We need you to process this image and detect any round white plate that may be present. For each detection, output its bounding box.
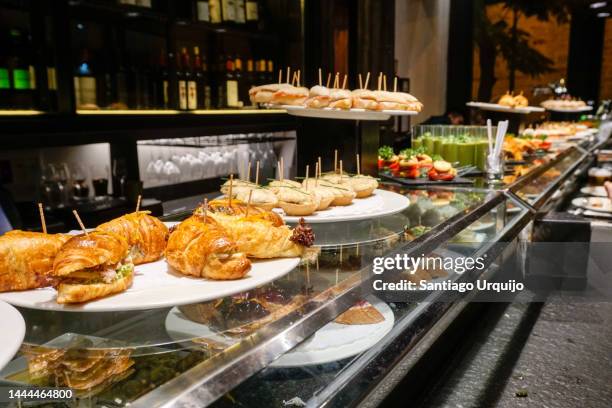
[0,257,299,312]
[281,105,417,121]
[466,101,545,114]
[164,296,394,368]
[572,197,612,213]
[580,186,608,198]
[277,189,410,224]
[0,301,25,370]
[541,105,592,113]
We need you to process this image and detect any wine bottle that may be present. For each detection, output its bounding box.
[245,58,254,105]
[177,49,187,110]
[221,0,236,24]
[74,48,98,109]
[154,49,169,109]
[196,0,210,22]
[246,0,258,27]
[209,0,222,24]
[193,46,206,109]
[183,48,197,110]
[266,59,274,83]
[225,54,238,107]
[235,0,246,24]
[234,55,243,107]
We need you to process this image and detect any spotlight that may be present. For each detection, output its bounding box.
[597,12,610,17]
[590,2,607,9]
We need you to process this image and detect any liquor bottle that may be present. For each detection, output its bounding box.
[257,58,266,84]
[193,46,206,109]
[215,54,226,108]
[246,0,258,27]
[202,52,212,108]
[209,0,222,24]
[245,58,254,105]
[154,49,169,109]
[221,0,236,23]
[196,0,210,22]
[235,0,246,24]
[225,54,239,107]
[183,48,197,110]
[234,55,243,107]
[8,28,34,109]
[176,49,187,110]
[74,48,98,109]
[266,59,274,83]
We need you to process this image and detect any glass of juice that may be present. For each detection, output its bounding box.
[412,137,422,150]
[433,137,444,156]
[475,139,489,171]
[457,139,476,167]
[442,138,459,164]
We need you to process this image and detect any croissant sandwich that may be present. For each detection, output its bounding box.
[208,210,315,259]
[204,198,284,227]
[0,231,70,292]
[165,214,251,280]
[52,231,133,304]
[97,211,168,265]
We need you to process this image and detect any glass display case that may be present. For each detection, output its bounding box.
[0,128,606,407]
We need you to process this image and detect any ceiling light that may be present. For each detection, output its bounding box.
[590,2,607,9]
[597,12,610,17]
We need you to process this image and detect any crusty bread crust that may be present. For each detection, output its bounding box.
[56,272,133,304]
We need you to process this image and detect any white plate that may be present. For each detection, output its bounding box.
[580,186,608,198]
[572,197,612,213]
[541,105,592,113]
[281,105,417,121]
[466,101,545,114]
[0,257,299,313]
[277,189,410,224]
[0,301,25,371]
[164,296,394,368]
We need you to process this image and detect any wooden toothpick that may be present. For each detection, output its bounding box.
[280,157,284,181]
[333,73,339,89]
[72,210,88,236]
[334,150,338,173]
[326,72,331,88]
[394,76,398,92]
[359,73,363,89]
[318,157,322,178]
[383,74,387,91]
[135,194,142,212]
[340,159,344,181]
[38,203,47,234]
[247,161,251,182]
[286,67,291,84]
[305,164,310,188]
[318,68,322,86]
[278,69,282,84]
[255,161,260,186]
[277,160,281,181]
[364,72,370,89]
[342,74,347,90]
[356,153,361,175]
[228,174,234,207]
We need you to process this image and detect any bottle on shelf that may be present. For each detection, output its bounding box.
[221,0,236,24]
[195,0,210,22]
[184,48,197,110]
[193,46,210,110]
[234,55,243,107]
[202,51,212,108]
[256,58,266,85]
[245,58,254,105]
[176,49,187,110]
[153,49,169,109]
[266,59,274,83]
[209,0,222,24]
[225,54,239,107]
[246,0,259,28]
[215,53,226,108]
[235,0,246,24]
[7,28,35,109]
[74,48,98,109]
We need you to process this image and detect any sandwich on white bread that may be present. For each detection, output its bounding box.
[270,85,309,106]
[351,89,379,110]
[305,85,332,108]
[249,83,293,104]
[328,88,353,110]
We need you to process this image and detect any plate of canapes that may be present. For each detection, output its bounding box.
[0,200,312,312]
[220,154,410,224]
[467,91,544,114]
[249,69,423,121]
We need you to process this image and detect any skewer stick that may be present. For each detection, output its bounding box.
[305,164,309,187]
[297,70,301,87]
[318,157,322,178]
[135,194,142,212]
[364,72,370,89]
[339,160,344,181]
[255,161,260,186]
[318,68,322,86]
[359,73,363,89]
[245,190,253,217]
[383,74,387,91]
[334,150,338,173]
[291,71,297,86]
[356,153,361,175]
[278,69,282,84]
[38,203,47,234]
[377,73,382,91]
[72,210,88,236]
[280,157,284,181]
[394,76,398,92]
[286,67,291,84]
[333,73,339,89]
[315,162,319,187]
[247,161,251,182]
[342,74,347,90]
[277,160,281,181]
[228,174,234,207]
[326,72,331,88]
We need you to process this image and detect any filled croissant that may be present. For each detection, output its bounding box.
[205,199,284,227]
[0,231,70,292]
[97,211,168,265]
[52,231,133,304]
[165,214,251,280]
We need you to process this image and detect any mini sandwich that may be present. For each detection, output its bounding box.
[351,89,379,110]
[328,89,353,109]
[270,85,309,106]
[374,90,423,112]
[249,83,292,104]
[305,85,331,108]
[52,231,133,304]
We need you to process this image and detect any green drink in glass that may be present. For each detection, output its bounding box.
[475,140,489,171]
[412,137,422,150]
[423,136,435,155]
[457,140,476,167]
[433,138,444,156]
[442,139,459,163]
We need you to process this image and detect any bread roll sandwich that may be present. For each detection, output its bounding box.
[0,231,70,292]
[233,187,278,211]
[268,179,302,193]
[274,185,319,216]
[302,179,335,210]
[351,89,379,110]
[328,89,353,109]
[305,85,331,108]
[166,214,251,280]
[270,85,309,106]
[249,83,292,104]
[342,175,379,198]
[97,211,168,265]
[205,198,284,227]
[374,90,423,111]
[52,231,133,304]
